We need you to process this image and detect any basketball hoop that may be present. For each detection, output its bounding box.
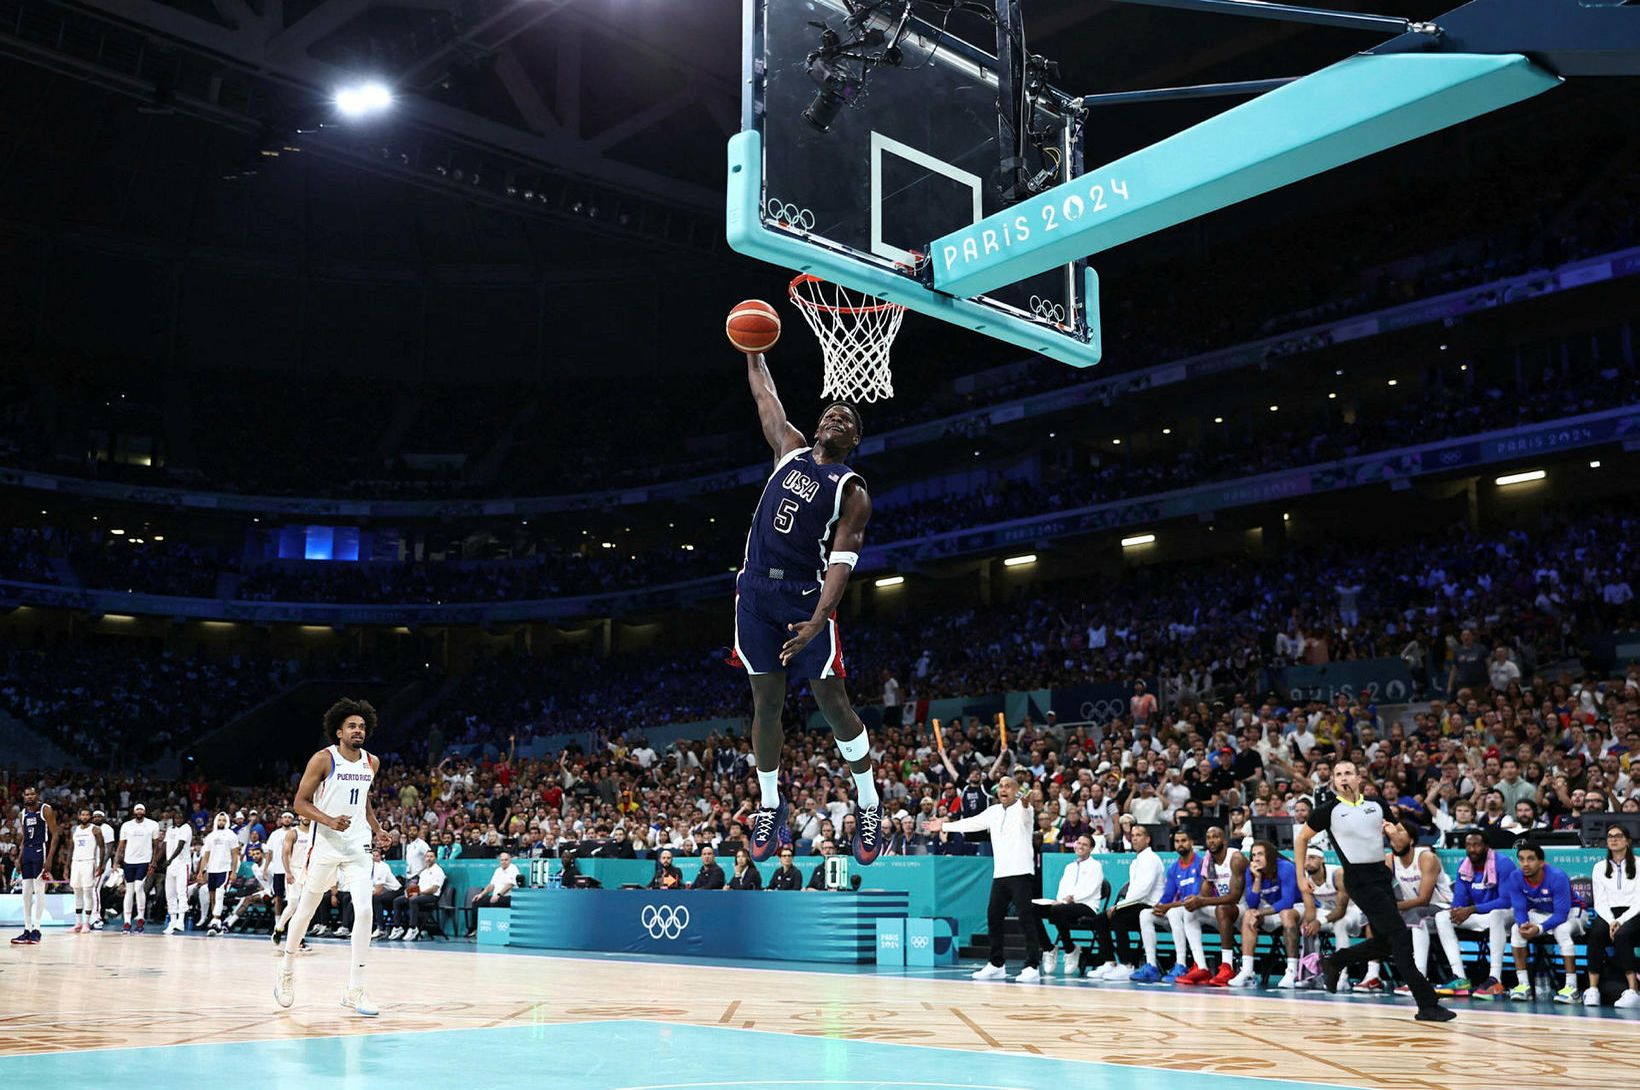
[788,274,906,403]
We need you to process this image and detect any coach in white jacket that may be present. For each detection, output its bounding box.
[927,776,1042,982]
[1035,834,1105,977]
[1092,824,1168,980]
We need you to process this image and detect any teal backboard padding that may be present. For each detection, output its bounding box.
[726,130,1105,369]
[933,52,1560,298]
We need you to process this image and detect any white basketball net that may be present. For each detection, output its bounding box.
[789,275,906,403]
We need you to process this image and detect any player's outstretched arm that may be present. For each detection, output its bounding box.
[746,352,806,459]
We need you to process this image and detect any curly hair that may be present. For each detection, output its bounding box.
[322,697,378,744]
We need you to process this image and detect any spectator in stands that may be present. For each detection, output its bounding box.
[648,849,683,890]
[464,852,522,933]
[1584,823,1640,1009]
[1495,759,1534,811]
[728,848,762,890]
[1433,831,1517,999]
[390,854,445,942]
[1507,841,1586,1002]
[1506,800,1546,834]
[1035,834,1106,977]
[691,846,726,890]
[1228,840,1301,988]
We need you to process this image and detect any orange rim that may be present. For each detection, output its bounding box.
[788,273,905,315]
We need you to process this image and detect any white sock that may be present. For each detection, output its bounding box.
[757,769,780,808]
[135,885,148,919]
[852,769,879,809]
[21,879,38,929]
[348,895,370,990]
[123,886,135,922]
[1287,957,1299,974]
[1364,961,1382,980]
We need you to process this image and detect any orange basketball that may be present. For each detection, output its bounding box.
[726,299,781,354]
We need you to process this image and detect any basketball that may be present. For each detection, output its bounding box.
[726,299,781,354]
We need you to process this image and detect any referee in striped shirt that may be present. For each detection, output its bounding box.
[1295,761,1455,1022]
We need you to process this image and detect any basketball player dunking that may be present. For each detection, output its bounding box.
[733,350,884,867]
[273,699,391,1016]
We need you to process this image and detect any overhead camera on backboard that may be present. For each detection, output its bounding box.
[801,2,912,132]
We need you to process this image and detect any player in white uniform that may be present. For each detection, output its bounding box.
[264,811,294,925]
[271,816,316,953]
[116,803,161,933]
[68,808,105,934]
[1169,827,1247,986]
[197,812,242,933]
[274,699,389,1016]
[1300,847,1380,989]
[1389,821,1453,987]
[90,809,116,930]
[161,809,194,934]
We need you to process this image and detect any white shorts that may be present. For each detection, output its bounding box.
[1401,905,1440,928]
[1325,904,1368,935]
[1511,908,1585,953]
[1174,904,1232,928]
[1253,911,1289,932]
[70,861,96,888]
[304,848,372,896]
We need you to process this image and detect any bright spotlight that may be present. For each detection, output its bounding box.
[1494,469,1546,486]
[1121,534,1156,548]
[1003,554,1037,567]
[874,575,905,588]
[335,81,393,118]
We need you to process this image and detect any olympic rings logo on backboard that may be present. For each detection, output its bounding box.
[640,904,690,940]
[764,198,816,232]
[1029,295,1066,325]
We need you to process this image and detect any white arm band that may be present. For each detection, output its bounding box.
[827,551,859,570]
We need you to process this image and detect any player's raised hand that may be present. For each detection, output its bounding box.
[781,618,826,664]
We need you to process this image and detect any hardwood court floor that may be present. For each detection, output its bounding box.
[2,933,1635,1090]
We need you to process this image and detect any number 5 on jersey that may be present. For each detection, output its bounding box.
[772,497,800,534]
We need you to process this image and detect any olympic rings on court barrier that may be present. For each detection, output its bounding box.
[639,903,691,940]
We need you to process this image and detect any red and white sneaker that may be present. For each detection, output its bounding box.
[1358,977,1385,992]
[1207,963,1237,987]
[134,919,145,933]
[1175,966,1214,986]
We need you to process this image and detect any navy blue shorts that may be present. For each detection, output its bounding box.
[273,874,286,898]
[21,850,44,881]
[207,872,228,891]
[122,863,149,884]
[732,573,846,680]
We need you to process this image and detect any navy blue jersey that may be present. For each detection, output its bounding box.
[742,447,863,585]
[21,806,47,854]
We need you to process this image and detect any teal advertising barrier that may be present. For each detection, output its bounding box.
[508,888,910,962]
[392,855,990,939]
[567,855,995,941]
